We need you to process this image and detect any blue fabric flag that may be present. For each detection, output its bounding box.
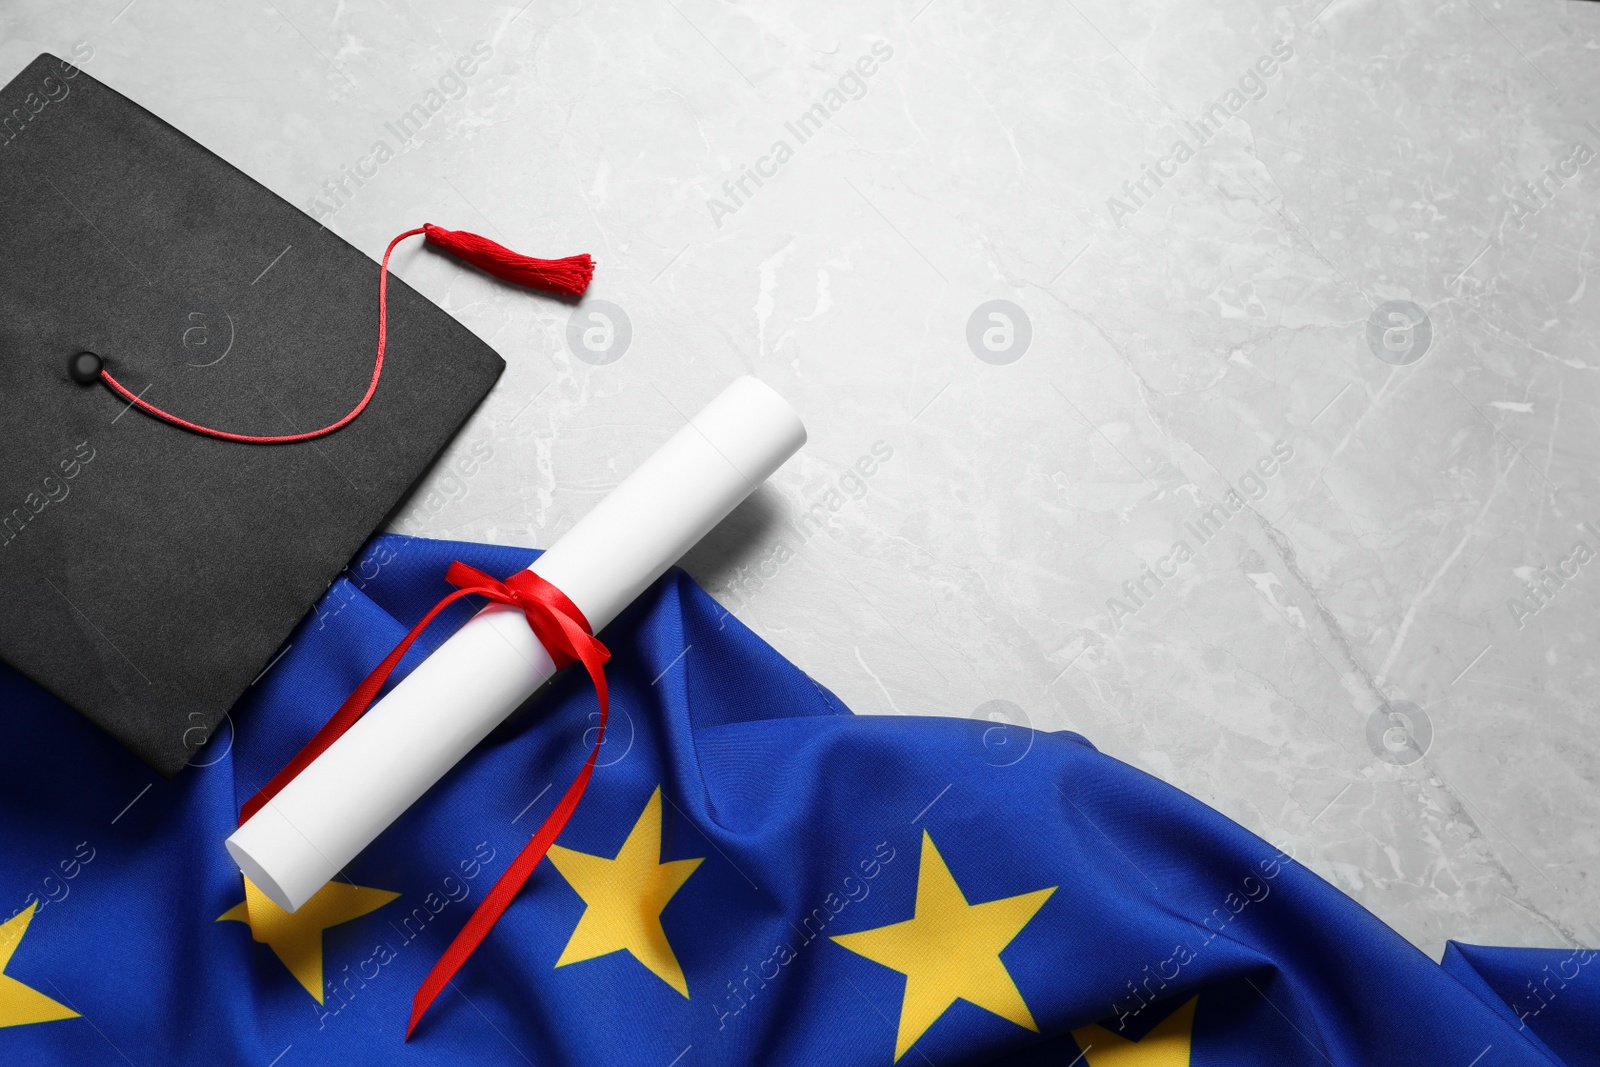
[0,533,1593,1066]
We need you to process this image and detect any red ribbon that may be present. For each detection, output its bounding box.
[237,562,611,1038]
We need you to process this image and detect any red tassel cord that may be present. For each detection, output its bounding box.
[96,226,594,444]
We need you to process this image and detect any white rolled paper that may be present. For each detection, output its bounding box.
[227,376,805,912]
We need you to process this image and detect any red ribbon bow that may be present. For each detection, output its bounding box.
[238,562,612,1039]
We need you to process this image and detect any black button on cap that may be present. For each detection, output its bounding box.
[68,351,103,384]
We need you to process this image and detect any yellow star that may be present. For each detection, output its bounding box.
[0,903,78,1028]
[831,830,1057,1062]
[547,786,704,997]
[218,877,398,1002]
[1073,996,1197,1066]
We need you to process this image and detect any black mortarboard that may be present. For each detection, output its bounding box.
[0,54,511,775]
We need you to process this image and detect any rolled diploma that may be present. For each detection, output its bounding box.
[227,376,805,912]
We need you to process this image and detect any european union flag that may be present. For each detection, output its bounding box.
[1,534,1594,1065]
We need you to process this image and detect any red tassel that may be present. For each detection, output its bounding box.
[423,223,594,298]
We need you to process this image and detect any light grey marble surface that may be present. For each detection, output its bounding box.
[5,0,1596,961]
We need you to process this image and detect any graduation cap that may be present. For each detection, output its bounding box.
[0,54,592,776]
